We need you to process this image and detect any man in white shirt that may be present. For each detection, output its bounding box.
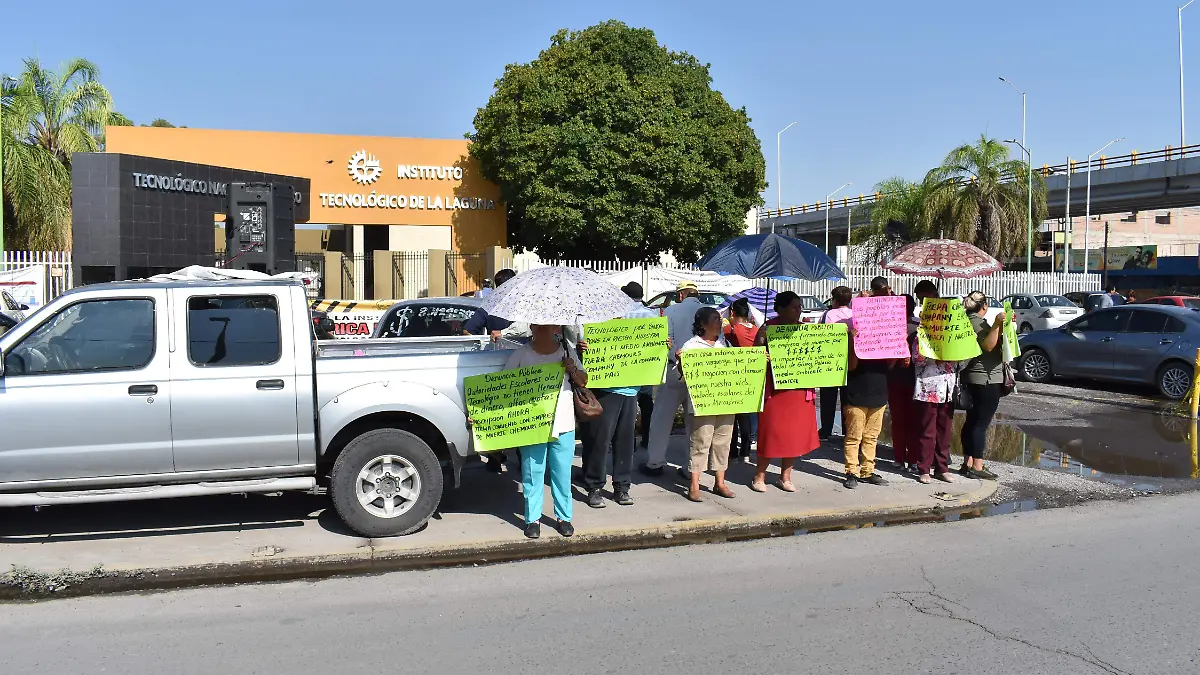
[640,280,705,475]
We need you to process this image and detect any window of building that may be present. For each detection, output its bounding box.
[1155,212,1172,225]
[3,299,155,375]
[1121,212,1138,223]
[187,295,281,366]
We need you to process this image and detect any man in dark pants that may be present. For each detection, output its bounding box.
[578,282,656,506]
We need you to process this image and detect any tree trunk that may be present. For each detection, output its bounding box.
[978,200,1002,257]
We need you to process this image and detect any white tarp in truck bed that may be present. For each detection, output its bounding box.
[147,265,319,286]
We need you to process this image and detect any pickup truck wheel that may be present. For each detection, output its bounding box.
[330,428,443,537]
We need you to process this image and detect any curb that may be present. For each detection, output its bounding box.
[1,482,997,600]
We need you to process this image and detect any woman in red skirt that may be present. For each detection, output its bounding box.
[751,291,821,492]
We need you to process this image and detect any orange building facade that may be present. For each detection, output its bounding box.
[105,126,506,256]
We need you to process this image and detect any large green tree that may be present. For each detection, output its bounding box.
[468,21,766,262]
[852,135,1046,262]
[2,57,130,250]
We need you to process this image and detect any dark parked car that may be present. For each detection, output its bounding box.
[1018,304,1199,399]
[1064,291,1104,308]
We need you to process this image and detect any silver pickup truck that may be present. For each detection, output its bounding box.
[0,278,508,536]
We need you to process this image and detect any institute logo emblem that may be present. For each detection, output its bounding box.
[348,149,382,185]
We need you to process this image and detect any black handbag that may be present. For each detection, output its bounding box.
[953,376,974,411]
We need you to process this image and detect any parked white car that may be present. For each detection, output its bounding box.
[1001,293,1084,333]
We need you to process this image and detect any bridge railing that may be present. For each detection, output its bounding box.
[760,143,1200,222]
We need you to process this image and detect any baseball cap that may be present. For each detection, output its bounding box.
[676,280,698,292]
[621,282,644,300]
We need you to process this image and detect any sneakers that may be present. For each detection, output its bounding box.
[614,488,634,506]
[638,463,665,477]
[556,520,575,538]
[966,467,998,481]
[586,489,606,509]
[861,473,889,486]
[844,474,859,489]
[524,522,541,539]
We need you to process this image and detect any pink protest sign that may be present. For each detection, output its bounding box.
[851,295,909,359]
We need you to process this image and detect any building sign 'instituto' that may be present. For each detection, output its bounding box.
[320,148,496,212]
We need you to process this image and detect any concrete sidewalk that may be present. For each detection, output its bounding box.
[0,437,996,597]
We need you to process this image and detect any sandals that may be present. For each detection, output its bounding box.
[686,488,704,503]
[918,474,932,484]
[776,480,796,493]
[713,484,737,499]
[750,480,768,493]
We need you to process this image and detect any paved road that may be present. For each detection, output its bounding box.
[3,494,1197,674]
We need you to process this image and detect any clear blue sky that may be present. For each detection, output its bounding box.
[1,0,1191,209]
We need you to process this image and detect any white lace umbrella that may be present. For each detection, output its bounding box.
[481,266,637,325]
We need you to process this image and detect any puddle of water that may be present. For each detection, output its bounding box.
[821,401,1199,489]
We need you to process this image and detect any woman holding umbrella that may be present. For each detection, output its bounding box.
[504,326,588,538]
[479,266,639,538]
[751,291,821,492]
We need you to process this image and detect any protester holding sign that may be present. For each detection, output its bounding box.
[724,298,760,462]
[751,291,821,493]
[911,281,962,485]
[958,291,1005,481]
[678,307,737,502]
[842,329,895,489]
[579,297,668,509]
[887,294,919,473]
[503,324,588,539]
[818,286,854,438]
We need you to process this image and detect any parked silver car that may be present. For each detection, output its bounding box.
[1018,304,1199,399]
[1001,293,1083,333]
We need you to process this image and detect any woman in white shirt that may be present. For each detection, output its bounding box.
[678,306,737,502]
[503,324,588,539]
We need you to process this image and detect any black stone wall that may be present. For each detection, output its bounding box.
[71,153,310,282]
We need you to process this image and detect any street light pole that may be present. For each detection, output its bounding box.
[824,182,851,255]
[1064,156,1071,276]
[1085,139,1123,273]
[1182,1,1196,149]
[775,121,798,233]
[1000,77,1031,272]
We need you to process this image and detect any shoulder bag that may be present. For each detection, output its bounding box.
[952,373,974,411]
[1000,362,1017,397]
[559,337,603,421]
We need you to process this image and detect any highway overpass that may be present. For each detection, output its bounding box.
[758,145,1200,248]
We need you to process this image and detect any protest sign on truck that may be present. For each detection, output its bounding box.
[680,347,768,416]
[766,323,848,389]
[582,317,668,388]
[464,363,564,452]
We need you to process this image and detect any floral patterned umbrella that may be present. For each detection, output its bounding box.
[881,239,1002,278]
[481,266,637,325]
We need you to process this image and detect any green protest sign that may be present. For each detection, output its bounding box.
[680,347,767,416]
[765,322,848,389]
[1002,300,1022,361]
[582,317,669,388]
[464,363,564,452]
[917,297,982,361]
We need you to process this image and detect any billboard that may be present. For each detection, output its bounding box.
[1053,245,1157,272]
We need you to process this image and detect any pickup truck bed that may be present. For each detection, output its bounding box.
[0,278,509,536]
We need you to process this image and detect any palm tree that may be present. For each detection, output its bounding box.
[2,57,129,250]
[850,174,941,264]
[927,135,1047,258]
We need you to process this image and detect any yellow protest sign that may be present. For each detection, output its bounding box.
[766,322,848,389]
[917,297,982,361]
[582,317,668,388]
[680,347,768,416]
[464,363,564,452]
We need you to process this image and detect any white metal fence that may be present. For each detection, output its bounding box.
[0,251,73,304]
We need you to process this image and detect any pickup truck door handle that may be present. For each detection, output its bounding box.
[256,379,285,391]
[1160,339,1175,345]
[128,384,158,396]
[1099,337,1114,342]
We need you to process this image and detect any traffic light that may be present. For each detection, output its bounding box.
[225,183,296,274]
